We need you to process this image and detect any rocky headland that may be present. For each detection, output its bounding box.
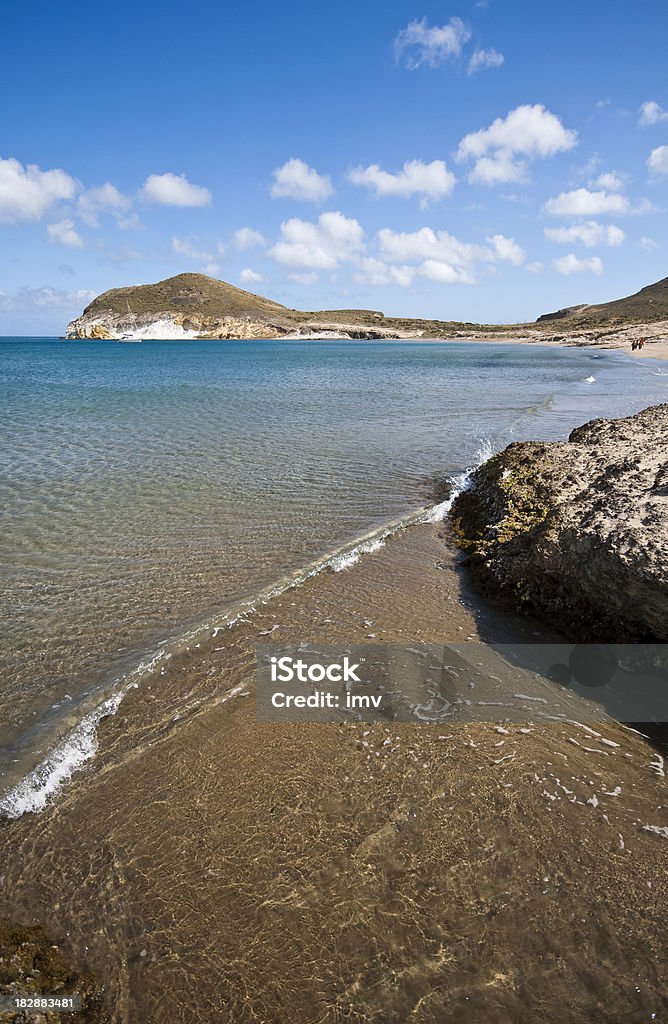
[450,404,668,642]
[65,273,458,341]
[66,273,668,352]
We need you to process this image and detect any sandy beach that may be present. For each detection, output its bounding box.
[0,521,665,1023]
[445,320,668,362]
[633,338,668,360]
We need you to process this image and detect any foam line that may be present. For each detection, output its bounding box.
[0,441,494,820]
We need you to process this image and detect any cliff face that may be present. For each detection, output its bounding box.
[65,273,429,340]
[65,272,554,341]
[66,309,293,341]
[450,405,668,642]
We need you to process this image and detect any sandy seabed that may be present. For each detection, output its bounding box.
[0,522,666,1024]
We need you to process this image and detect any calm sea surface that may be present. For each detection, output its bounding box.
[1,337,666,801]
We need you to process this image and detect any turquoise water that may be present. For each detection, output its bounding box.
[0,337,666,800]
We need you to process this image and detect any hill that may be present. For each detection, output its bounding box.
[66,272,524,341]
[85,273,299,322]
[66,271,668,342]
[68,273,409,340]
[537,275,668,325]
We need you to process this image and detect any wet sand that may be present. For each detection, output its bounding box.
[0,524,666,1023]
[634,338,668,360]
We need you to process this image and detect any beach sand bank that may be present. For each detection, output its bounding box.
[459,325,668,361]
[0,522,665,1023]
[634,338,668,360]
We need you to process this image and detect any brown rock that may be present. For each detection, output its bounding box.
[450,405,668,641]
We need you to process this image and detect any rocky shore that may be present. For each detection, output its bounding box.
[450,404,668,642]
[0,918,106,1023]
[65,272,668,351]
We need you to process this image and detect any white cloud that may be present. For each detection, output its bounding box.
[420,259,474,284]
[288,272,318,285]
[116,214,141,230]
[269,212,364,269]
[172,236,211,261]
[639,101,668,126]
[500,192,530,204]
[487,233,525,265]
[377,226,523,269]
[47,219,84,249]
[456,104,577,185]
[468,48,504,74]
[648,145,668,176]
[545,188,630,216]
[553,253,603,275]
[356,258,416,288]
[78,183,131,226]
[363,226,525,287]
[639,236,658,251]
[140,172,211,207]
[172,238,225,275]
[234,227,266,249]
[348,159,455,206]
[270,159,333,203]
[526,262,544,274]
[0,156,77,222]
[0,285,95,312]
[378,226,487,267]
[394,16,470,69]
[591,171,624,191]
[239,268,264,285]
[466,152,528,185]
[544,221,624,247]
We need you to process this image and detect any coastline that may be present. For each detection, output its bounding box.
[418,321,668,361]
[0,346,666,1022]
[61,322,668,360]
[63,273,668,355]
[634,339,668,360]
[450,403,668,644]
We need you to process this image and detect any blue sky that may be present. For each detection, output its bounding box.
[1,0,667,333]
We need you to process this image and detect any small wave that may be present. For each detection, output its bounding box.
[331,537,386,572]
[0,693,123,820]
[0,440,495,820]
[0,647,165,820]
[427,437,492,517]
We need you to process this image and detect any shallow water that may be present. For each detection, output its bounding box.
[0,524,665,1024]
[0,338,666,804]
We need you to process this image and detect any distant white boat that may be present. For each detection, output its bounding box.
[118,300,142,342]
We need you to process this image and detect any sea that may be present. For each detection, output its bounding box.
[1,337,666,815]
